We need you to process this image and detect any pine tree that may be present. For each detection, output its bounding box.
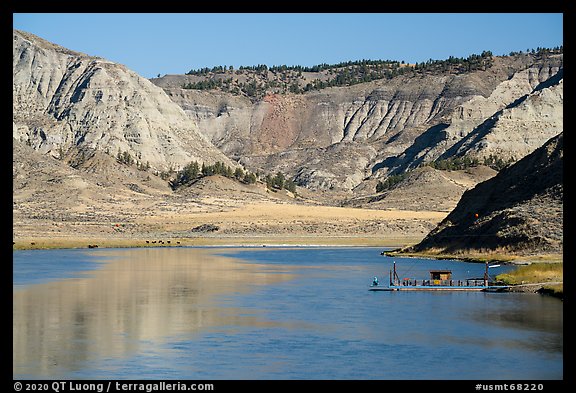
[243,172,257,184]
[273,172,285,189]
[265,174,274,189]
[234,167,245,180]
[284,179,296,193]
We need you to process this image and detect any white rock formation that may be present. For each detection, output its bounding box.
[13,29,233,171]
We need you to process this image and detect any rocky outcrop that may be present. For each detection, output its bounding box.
[12,30,564,255]
[154,53,563,192]
[404,132,563,255]
[13,27,564,216]
[439,71,563,161]
[13,29,232,171]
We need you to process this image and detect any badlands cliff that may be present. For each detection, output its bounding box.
[12,29,563,254]
[154,52,563,194]
[13,29,233,172]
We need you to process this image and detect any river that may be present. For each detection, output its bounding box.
[13,247,563,380]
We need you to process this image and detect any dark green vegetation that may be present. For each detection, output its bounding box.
[264,172,297,193]
[375,174,407,192]
[426,154,516,172]
[180,47,562,99]
[166,160,296,194]
[375,154,517,193]
[115,149,151,171]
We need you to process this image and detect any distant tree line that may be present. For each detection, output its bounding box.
[187,65,235,75]
[167,160,296,194]
[426,156,481,171]
[300,64,412,92]
[413,51,494,73]
[375,173,407,193]
[426,154,516,172]
[182,51,495,97]
[264,172,297,193]
[237,64,269,72]
[375,153,519,192]
[116,148,150,171]
[508,46,563,57]
[167,160,257,189]
[268,59,405,73]
[181,47,561,99]
[187,59,406,76]
[182,77,234,91]
[183,61,413,97]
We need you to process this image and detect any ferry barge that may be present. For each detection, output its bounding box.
[369,261,509,292]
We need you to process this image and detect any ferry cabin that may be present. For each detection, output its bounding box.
[429,270,451,282]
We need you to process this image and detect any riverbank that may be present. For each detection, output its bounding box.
[384,248,563,298]
[14,201,441,250]
[384,248,563,264]
[496,262,564,299]
[12,234,422,250]
[15,201,445,237]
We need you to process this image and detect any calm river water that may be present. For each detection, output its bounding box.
[13,247,563,380]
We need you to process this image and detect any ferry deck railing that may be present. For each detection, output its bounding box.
[396,279,488,287]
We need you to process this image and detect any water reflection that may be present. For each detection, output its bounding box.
[13,248,295,378]
[473,295,563,335]
[465,294,563,354]
[13,247,563,379]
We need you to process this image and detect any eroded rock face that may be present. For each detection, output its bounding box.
[14,27,563,197]
[407,132,563,255]
[154,53,563,192]
[13,29,232,171]
[441,74,563,161]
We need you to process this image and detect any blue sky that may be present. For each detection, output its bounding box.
[13,13,563,79]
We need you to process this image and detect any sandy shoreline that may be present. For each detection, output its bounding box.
[12,234,422,250]
[14,201,443,250]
